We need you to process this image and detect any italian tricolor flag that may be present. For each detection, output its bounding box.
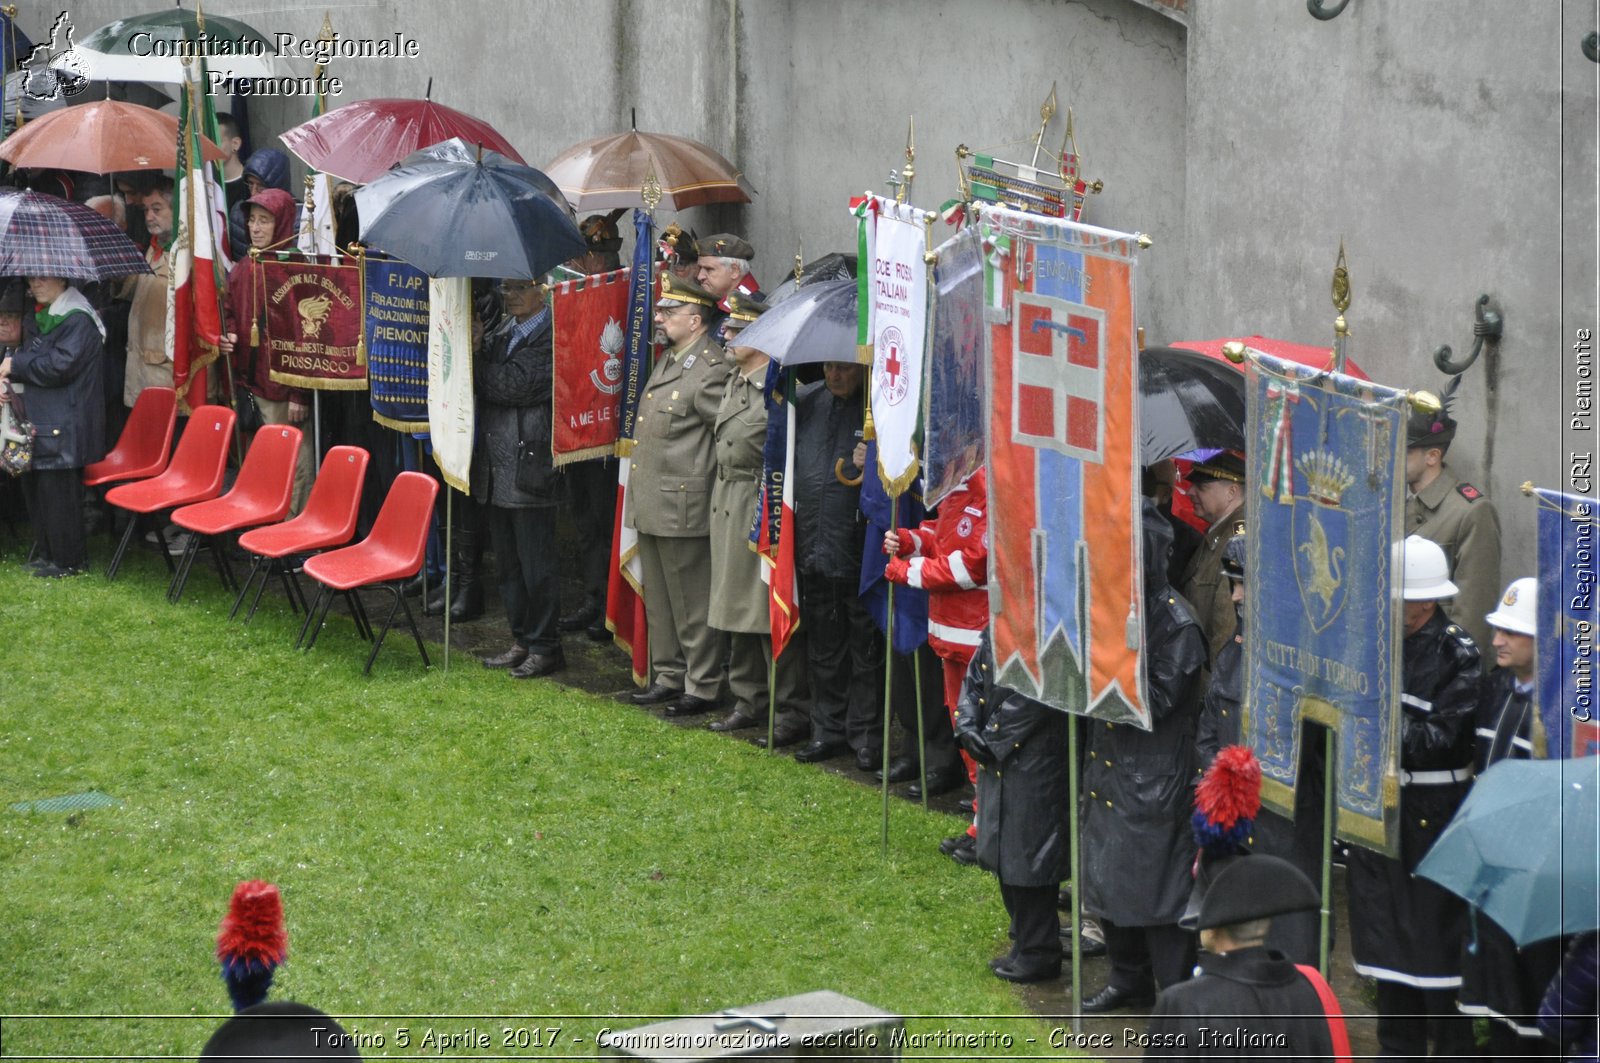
[167,52,230,413]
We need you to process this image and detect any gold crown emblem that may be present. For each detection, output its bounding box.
[1296,449,1355,506]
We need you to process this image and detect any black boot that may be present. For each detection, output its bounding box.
[444,526,485,622]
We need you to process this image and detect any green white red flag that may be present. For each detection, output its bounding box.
[167,51,230,413]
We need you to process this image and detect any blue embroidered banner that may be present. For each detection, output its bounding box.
[364,257,430,431]
[923,227,986,508]
[1536,487,1598,758]
[1243,351,1409,856]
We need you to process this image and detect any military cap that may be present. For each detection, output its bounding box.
[1186,449,1246,486]
[0,280,29,316]
[201,1002,361,1059]
[657,272,717,309]
[1407,394,1458,450]
[698,233,755,260]
[579,211,624,253]
[1195,854,1320,931]
[659,222,699,262]
[1220,525,1247,582]
[723,292,769,324]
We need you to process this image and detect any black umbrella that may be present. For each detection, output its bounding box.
[767,252,857,305]
[354,138,583,280]
[1139,345,1246,463]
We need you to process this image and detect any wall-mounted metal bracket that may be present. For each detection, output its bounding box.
[1432,294,1502,375]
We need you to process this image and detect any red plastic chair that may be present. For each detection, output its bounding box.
[232,446,370,623]
[298,470,438,674]
[83,386,177,487]
[104,405,237,579]
[166,425,303,604]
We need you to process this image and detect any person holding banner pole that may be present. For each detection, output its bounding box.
[1347,534,1480,1060]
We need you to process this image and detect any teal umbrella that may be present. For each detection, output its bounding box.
[1417,757,1599,946]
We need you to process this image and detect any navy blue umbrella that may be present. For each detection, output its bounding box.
[354,138,583,280]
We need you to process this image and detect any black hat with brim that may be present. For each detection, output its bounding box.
[1195,853,1321,930]
[200,1002,363,1060]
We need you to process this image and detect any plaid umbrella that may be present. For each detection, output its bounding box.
[0,189,152,281]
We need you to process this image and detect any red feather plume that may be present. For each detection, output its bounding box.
[216,880,288,966]
[1195,745,1262,829]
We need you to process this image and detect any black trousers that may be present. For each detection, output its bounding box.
[799,571,881,752]
[888,642,961,772]
[1373,982,1476,1062]
[1100,918,1197,993]
[488,503,560,655]
[1000,881,1062,971]
[21,467,87,569]
[562,457,616,611]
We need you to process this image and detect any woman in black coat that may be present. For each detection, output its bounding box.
[0,276,106,576]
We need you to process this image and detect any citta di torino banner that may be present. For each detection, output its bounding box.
[980,205,1146,730]
[261,256,367,390]
[550,268,629,465]
[1243,350,1411,857]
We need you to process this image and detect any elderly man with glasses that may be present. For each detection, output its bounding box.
[475,277,566,679]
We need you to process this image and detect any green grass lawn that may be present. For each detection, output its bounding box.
[1,546,1096,1059]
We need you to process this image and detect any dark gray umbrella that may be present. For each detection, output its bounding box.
[734,277,856,365]
[767,252,857,305]
[1139,345,1247,464]
[355,138,583,280]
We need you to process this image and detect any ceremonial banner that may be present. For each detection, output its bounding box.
[1243,350,1410,856]
[758,366,799,658]
[981,205,1145,728]
[1536,488,1598,758]
[923,226,986,507]
[859,439,932,656]
[260,256,366,390]
[863,195,930,497]
[427,276,474,493]
[550,268,629,465]
[297,27,338,257]
[605,208,656,685]
[364,258,430,431]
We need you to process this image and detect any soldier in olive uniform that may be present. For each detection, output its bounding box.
[705,295,810,745]
[1178,450,1247,667]
[1405,392,1502,652]
[625,274,730,717]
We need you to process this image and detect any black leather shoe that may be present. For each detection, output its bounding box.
[629,682,681,706]
[938,833,972,856]
[585,619,612,642]
[559,602,601,632]
[793,738,847,763]
[510,650,566,679]
[988,953,1016,973]
[483,644,529,669]
[1060,928,1107,957]
[709,709,762,732]
[1080,985,1155,1013]
[958,798,975,814]
[33,562,86,578]
[907,769,964,799]
[664,693,717,717]
[755,718,811,749]
[991,958,1061,984]
[855,748,878,772]
[874,758,918,784]
[948,834,979,866]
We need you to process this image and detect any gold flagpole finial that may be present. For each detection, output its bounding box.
[640,158,662,213]
[793,242,804,284]
[320,10,335,40]
[896,116,916,205]
[1332,239,1351,327]
[1030,81,1058,170]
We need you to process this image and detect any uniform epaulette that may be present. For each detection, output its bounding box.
[1457,483,1483,502]
[1443,623,1477,653]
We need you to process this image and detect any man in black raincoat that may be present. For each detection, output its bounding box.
[1081,499,1208,1011]
[953,629,1070,982]
[1346,534,1479,1059]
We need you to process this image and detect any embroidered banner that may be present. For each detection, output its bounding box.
[1536,487,1598,758]
[1243,349,1410,856]
[864,195,930,497]
[550,267,629,465]
[427,276,474,493]
[364,258,430,431]
[261,256,366,391]
[923,226,986,508]
[980,205,1145,728]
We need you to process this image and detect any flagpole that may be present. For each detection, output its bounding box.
[881,494,898,858]
[1070,538,1090,1031]
[914,212,937,812]
[443,486,452,672]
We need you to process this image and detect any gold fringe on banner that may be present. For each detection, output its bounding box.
[370,411,429,433]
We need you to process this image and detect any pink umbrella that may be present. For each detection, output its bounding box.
[279,97,525,185]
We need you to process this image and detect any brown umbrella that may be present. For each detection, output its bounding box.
[543,129,755,211]
[0,100,225,173]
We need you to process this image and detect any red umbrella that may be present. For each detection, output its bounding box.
[0,100,225,173]
[279,98,526,185]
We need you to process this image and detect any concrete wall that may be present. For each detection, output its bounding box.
[1182,0,1597,552]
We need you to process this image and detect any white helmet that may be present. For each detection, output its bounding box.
[1396,535,1459,601]
[1485,577,1537,637]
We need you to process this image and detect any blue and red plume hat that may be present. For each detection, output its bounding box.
[216,880,288,1013]
[1192,745,1262,855]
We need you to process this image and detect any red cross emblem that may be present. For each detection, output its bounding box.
[876,325,910,406]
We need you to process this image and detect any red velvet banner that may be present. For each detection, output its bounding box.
[261,255,367,391]
[550,268,629,464]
